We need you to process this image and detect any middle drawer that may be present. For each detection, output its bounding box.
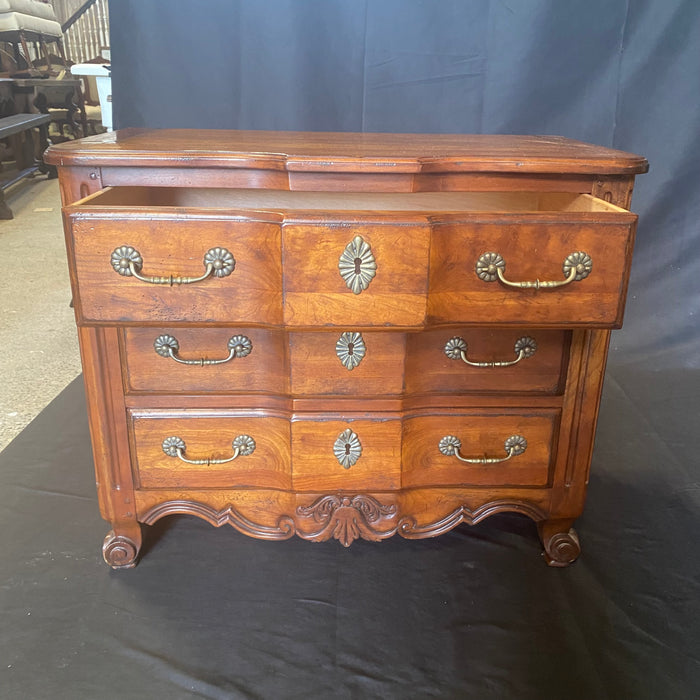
[123,327,568,396]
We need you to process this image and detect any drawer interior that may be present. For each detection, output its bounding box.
[72,186,629,214]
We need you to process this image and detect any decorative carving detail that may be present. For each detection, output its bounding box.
[297,495,397,546]
[335,331,366,370]
[333,428,362,469]
[562,251,592,281]
[140,497,553,550]
[539,525,581,567]
[141,500,295,540]
[398,500,548,538]
[338,235,377,294]
[102,530,139,569]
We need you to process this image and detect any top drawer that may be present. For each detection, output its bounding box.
[67,214,284,326]
[65,188,636,328]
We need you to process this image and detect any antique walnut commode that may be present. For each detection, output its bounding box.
[45,131,647,568]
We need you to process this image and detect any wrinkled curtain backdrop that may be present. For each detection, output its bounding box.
[110,0,700,370]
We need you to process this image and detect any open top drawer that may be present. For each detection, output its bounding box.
[64,187,636,328]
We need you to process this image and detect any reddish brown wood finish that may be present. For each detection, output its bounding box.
[122,328,289,395]
[68,215,283,325]
[130,412,291,490]
[45,130,649,175]
[401,410,559,488]
[405,329,569,395]
[46,130,646,569]
[428,215,637,328]
[291,418,402,492]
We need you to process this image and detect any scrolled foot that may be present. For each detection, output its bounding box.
[538,520,581,567]
[103,528,141,569]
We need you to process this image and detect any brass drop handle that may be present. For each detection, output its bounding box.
[444,336,537,367]
[476,251,592,289]
[162,435,256,465]
[153,334,252,366]
[438,434,527,464]
[111,245,235,285]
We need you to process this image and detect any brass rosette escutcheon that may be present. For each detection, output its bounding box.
[338,235,377,294]
[336,331,366,370]
[334,428,362,469]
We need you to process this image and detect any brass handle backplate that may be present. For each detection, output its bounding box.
[475,251,592,289]
[438,434,527,465]
[111,245,235,285]
[162,435,256,465]
[444,336,537,367]
[153,334,252,366]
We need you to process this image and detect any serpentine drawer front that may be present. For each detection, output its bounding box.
[46,130,647,569]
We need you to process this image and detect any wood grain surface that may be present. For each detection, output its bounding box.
[402,410,558,488]
[45,130,649,175]
[130,412,291,490]
[291,418,402,491]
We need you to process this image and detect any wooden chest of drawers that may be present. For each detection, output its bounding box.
[45,131,647,568]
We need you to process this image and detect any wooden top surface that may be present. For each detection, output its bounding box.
[45,129,648,175]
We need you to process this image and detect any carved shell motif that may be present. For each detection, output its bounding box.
[335,331,366,370]
[333,428,362,469]
[338,236,377,294]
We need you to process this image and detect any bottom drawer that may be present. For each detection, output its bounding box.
[130,411,291,489]
[402,410,558,488]
[292,418,402,491]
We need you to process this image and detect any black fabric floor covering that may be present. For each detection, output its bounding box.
[1,367,698,699]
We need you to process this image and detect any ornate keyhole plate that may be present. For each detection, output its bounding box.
[336,331,366,370]
[334,428,362,469]
[338,236,376,294]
